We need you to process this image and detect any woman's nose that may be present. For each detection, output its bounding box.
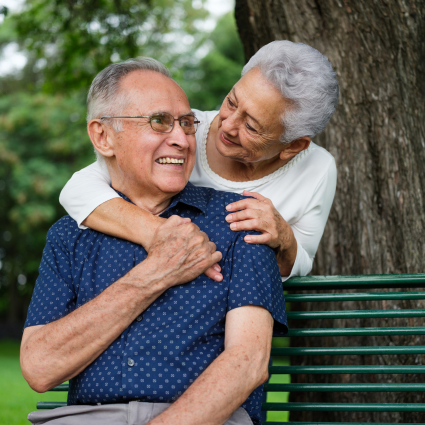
[221,111,240,135]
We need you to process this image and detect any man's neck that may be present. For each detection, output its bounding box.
[107,164,175,215]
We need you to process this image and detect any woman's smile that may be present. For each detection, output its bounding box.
[220,131,239,146]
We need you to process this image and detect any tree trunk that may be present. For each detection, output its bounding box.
[235,0,425,421]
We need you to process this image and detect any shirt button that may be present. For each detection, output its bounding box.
[127,358,135,367]
[136,315,143,322]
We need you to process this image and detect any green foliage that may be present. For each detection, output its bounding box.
[11,0,208,93]
[0,92,92,317]
[179,12,245,111]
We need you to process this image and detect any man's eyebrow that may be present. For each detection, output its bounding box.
[231,87,262,129]
[151,110,195,118]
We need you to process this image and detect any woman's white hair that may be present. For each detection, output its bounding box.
[86,57,172,162]
[242,40,339,144]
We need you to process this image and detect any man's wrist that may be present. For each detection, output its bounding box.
[118,259,168,300]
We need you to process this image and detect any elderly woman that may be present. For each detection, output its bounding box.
[59,40,338,281]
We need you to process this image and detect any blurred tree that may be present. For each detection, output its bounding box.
[0,93,91,322]
[179,12,245,111]
[235,0,425,421]
[9,0,208,93]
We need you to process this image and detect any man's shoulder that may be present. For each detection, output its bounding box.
[47,215,91,248]
[187,184,246,217]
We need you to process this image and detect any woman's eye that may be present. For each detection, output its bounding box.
[246,123,257,132]
[227,97,235,108]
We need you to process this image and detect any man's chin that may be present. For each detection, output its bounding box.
[157,179,188,195]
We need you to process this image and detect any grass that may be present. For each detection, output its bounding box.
[267,337,291,422]
[0,338,290,424]
[0,339,67,425]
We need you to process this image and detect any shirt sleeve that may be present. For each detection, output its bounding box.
[59,161,120,229]
[24,220,77,328]
[283,157,337,280]
[226,232,288,335]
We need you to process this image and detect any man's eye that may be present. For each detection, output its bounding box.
[152,117,164,124]
[227,97,236,108]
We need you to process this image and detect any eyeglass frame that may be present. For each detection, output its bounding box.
[100,113,201,135]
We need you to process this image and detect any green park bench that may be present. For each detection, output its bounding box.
[36,273,425,424]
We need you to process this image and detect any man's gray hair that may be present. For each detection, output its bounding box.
[242,40,339,144]
[87,57,172,162]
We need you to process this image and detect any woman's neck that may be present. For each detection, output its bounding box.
[206,115,289,182]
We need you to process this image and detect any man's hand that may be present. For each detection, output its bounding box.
[84,200,223,282]
[142,215,223,287]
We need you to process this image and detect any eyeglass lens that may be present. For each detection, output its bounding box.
[150,113,198,135]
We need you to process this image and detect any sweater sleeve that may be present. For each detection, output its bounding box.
[59,161,119,229]
[282,158,337,281]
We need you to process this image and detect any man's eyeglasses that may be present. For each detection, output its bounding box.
[100,113,200,135]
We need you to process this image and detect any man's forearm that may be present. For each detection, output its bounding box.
[147,346,269,425]
[21,263,166,393]
[147,303,273,425]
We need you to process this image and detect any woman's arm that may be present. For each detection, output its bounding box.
[60,161,222,281]
[83,198,164,248]
[224,159,337,277]
[60,161,162,246]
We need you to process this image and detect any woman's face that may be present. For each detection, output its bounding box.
[216,67,289,164]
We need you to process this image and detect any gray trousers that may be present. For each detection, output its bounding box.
[28,401,254,425]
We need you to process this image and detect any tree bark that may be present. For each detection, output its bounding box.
[235,0,425,421]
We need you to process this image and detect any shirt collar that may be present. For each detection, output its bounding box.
[113,182,208,215]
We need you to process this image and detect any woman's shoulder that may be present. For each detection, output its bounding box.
[301,142,336,176]
[193,110,219,150]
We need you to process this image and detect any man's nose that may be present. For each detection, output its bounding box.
[166,122,190,149]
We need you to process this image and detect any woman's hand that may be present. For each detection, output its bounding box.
[225,191,297,276]
[225,191,288,249]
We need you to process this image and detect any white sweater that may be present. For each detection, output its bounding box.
[59,110,337,279]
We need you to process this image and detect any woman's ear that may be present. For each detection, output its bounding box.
[279,136,311,162]
[87,119,115,158]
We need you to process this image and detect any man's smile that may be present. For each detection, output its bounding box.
[155,157,185,165]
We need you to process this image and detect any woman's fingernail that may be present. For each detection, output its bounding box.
[215,274,223,282]
[213,264,221,272]
[230,223,236,230]
[245,236,252,242]
[225,214,232,222]
[226,204,233,211]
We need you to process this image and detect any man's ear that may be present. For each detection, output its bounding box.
[87,119,115,158]
[279,136,311,162]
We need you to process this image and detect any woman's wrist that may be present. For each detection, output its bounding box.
[276,223,298,276]
[137,214,166,252]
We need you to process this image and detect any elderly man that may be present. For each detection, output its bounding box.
[21,58,287,425]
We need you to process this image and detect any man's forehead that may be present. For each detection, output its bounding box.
[121,70,190,113]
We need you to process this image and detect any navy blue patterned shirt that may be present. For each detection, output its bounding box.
[25,183,288,424]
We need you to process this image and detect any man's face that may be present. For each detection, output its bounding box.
[107,70,196,200]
